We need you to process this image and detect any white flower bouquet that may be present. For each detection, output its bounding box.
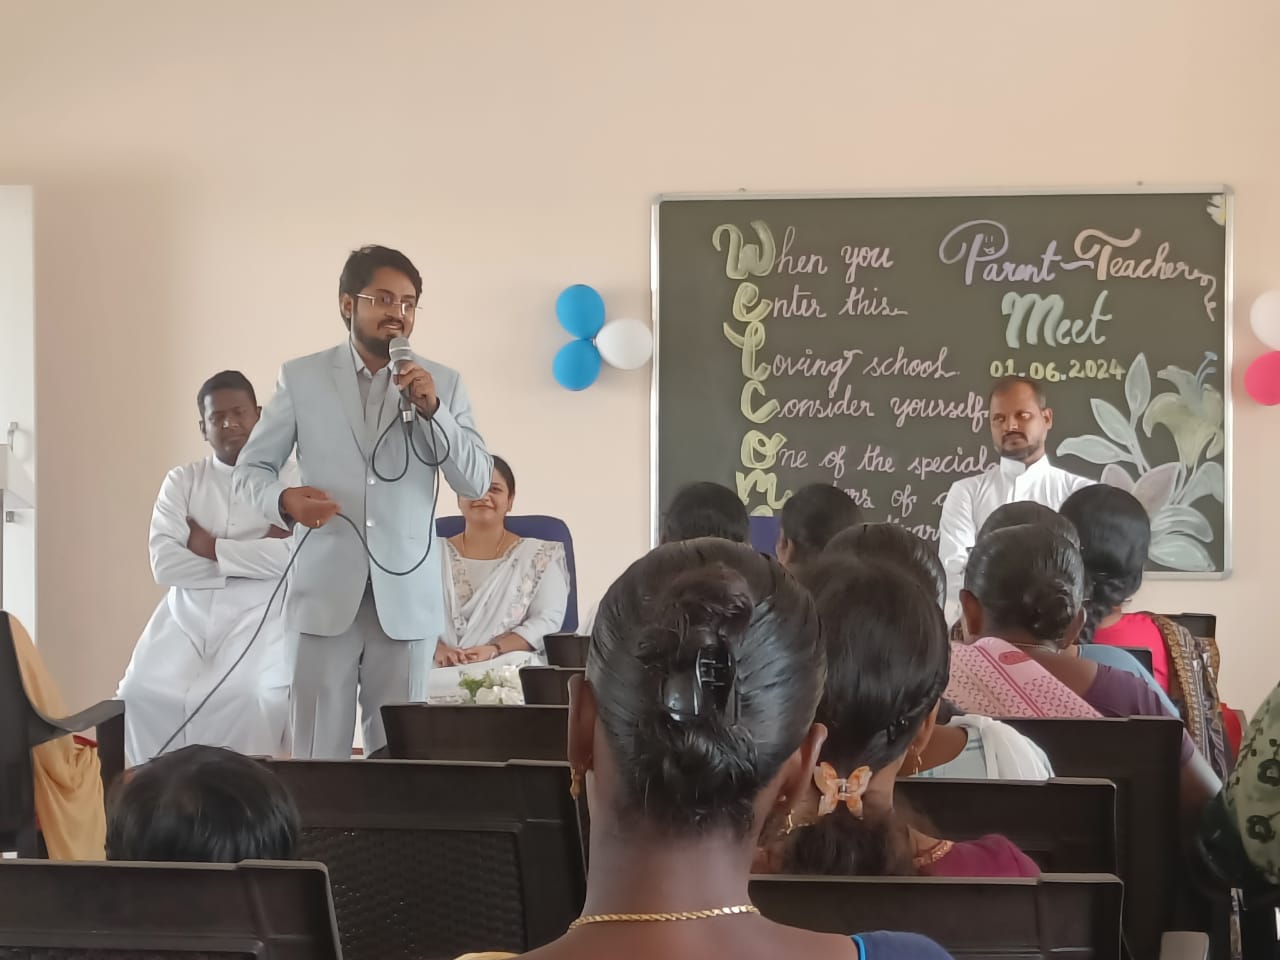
[457,663,524,705]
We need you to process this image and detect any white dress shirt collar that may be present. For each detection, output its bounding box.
[998,452,1055,481]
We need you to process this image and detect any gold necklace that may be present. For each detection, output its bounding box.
[462,528,507,560]
[569,905,759,930]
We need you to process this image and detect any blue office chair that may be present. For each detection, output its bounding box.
[748,515,780,557]
[434,515,578,632]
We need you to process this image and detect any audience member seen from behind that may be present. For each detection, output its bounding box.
[772,556,1037,878]
[661,481,751,544]
[520,540,951,960]
[1060,485,1229,776]
[974,501,1079,548]
[823,523,946,607]
[579,481,751,636]
[819,525,1050,781]
[976,497,1175,714]
[106,745,299,862]
[955,525,1221,829]
[431,456,570,695]
[775,484,863,569]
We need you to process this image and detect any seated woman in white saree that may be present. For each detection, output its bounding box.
[429,457,570,700]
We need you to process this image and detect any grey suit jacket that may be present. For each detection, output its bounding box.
[233,343,492,640]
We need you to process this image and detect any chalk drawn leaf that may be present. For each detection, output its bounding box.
[1057,435,1132,465]
[1124,353,1151,423]
[1149,532,1214,572]
[1091,399,1136,448]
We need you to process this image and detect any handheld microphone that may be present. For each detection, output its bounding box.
[389,336,416,422]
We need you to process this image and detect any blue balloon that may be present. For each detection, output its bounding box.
[555,284,606,339]
[553,340,602,391]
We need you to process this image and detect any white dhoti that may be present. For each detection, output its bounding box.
[119,579,295,766]
[118,456,297,767]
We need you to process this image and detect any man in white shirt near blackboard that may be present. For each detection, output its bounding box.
[938,376,1093,619]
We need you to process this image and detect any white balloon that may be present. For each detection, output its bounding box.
[1250,290,1280,351]
[595,318,653,370]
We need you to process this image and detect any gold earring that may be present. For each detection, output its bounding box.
[569,768,583,800]
[783,810,797,836]
[907,748,922,777]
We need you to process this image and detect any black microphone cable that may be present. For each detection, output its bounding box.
[153,408,454,758]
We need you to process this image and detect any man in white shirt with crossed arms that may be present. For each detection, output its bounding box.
[938,375,1093,617]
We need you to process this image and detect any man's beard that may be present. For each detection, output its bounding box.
[354,326,392,360]
[999,435,1041,462]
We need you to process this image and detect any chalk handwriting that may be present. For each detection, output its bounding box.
[885,516,940,543]
[771,348,863,399]
[840,285,908,317]
[858,444,895,473]
[741,380,781,423]
[773,285,828,319]
[844,487,876,508]
[938,219,1093,285]
[737,470,789,513]
[889,392,986,432]
[843,244,895,283]
[862,346,957,380]
[821,445,847,481]
[1074,227,1219,321]
[713,221,776,279]
[909,444,992,481]
[891,484,918,519]
[723,316,770,380]
[777,386,875,419]
[777,226,829,275]
[778,446,809,469]
[1002,290,1111,349]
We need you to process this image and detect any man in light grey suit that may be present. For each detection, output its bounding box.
[234,245,491,758]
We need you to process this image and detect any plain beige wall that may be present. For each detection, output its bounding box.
[1,0,1278,712]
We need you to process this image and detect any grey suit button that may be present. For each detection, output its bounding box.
[366,519,375,528]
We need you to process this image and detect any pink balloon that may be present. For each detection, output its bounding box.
[1245,351,1280,405]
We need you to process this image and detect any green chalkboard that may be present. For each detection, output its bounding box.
[653,190,1231,574]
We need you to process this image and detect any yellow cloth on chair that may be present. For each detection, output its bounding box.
[9,614,106,860]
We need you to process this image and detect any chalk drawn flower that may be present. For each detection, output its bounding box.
[1207,195,1227,227]
[1142,354,1225,468]
[1057,351,1224,572]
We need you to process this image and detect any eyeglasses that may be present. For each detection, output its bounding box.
[356,291,421,318]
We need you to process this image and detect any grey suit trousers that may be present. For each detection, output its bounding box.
[291,584,428,758]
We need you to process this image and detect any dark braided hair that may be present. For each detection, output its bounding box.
[785,556,950,876]
[1059,485,1150,642]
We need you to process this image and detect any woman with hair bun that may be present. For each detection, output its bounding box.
[1060,485,1230,778]
[771,556,1038,878]
[510,539,951,960]
[952,524,1220,828]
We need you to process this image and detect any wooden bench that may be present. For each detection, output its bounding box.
[383,703,568,762]
[0,858,340,958]
[263,758,585,960]
[751,873,1124,959]
[1003,716,1193,960]
[519,666,583,706]
[898,776,1118,874]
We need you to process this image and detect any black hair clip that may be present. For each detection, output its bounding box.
[661,637,740,724]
